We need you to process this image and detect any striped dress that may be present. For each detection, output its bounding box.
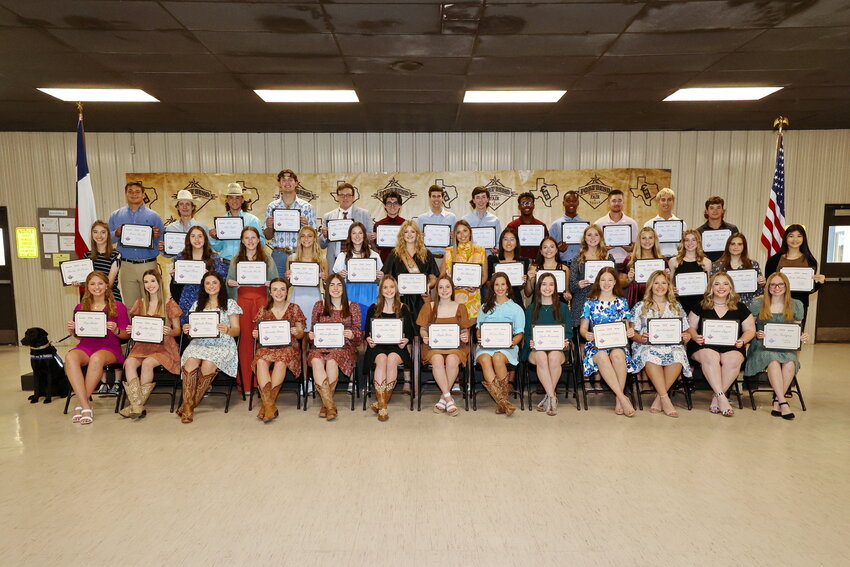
[84,249,122,302]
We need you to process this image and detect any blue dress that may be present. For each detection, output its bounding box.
[630,300,692,377]
[180,299,243,377]
[581,297,638,376]
[475,300,526,366]
[175,253,227,326]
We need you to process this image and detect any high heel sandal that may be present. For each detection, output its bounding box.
[659,394,679,418]
[778,401,795,420]
[771,395,782,417]
[536,395,549,412]
[710,392,722,414]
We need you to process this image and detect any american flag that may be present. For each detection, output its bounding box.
[761,140,786,256]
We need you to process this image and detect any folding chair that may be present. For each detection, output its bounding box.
[632,369,693,411]
[414,338,471,411]
[247,337,308,412]
[681,359,743,409]
[470,348,522,411]
[742,371,807,412]
[361,346,415,411]
[63,340,129,414]
[523,343,581,411]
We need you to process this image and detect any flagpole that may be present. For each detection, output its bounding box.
[773,115,788,155]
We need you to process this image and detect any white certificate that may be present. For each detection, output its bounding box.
[163,231,186,255]
[214,216,243,240]
[347,258,378,282]
[371,318,403,344]
[327,218,354,242]
[273,209,301,232]
[313,322,345,348]
[701,229,732,253]
[120,224,153,248]
[289,262,320,287]
[423,224,451,248]
[536,269,566,293]
[780,267,815,292]
[376,224,402,248]
[634,259,666,284]
[60,258,93,286]
[702,319,739,346]
[763,323,801,351]
[593,321,628,349]
[495,262,524,287]
[451,262,482,287]
[471,226,497,249]
[532,325,565,351]
[131,316,164,344]
[653,220,684,243]
[428,323,460,350]
[258,320,291,346]
[479,322,513,349]
[675,271,708,296]
[74,311,108,338]
[603,224,632,247]
[647,318,683,345]
[237,261,267,285]
[561,221,589,244]
[584,260,615,283]
[398,273,427,295]
[518,224,545,247]
[727,269,758,294]
[174,260,206,285]
[188,311,220,338]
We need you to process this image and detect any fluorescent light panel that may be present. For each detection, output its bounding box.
[464,90,566,103]
[255,89,359,103]
[664,87,783,101]
[37,88,158,102]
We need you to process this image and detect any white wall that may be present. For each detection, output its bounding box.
[1,129,848,339]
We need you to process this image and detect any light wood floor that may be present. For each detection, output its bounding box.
[1,343,848,566]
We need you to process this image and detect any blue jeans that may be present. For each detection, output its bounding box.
[270,249,288,279]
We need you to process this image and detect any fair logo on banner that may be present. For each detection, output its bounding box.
[578,175,613,209]
[629,175,661,207]
[483,177,516,211]
[371,177,417,205]
[532,177,559,207]
[295,182,319,203]
[434,178,458,210]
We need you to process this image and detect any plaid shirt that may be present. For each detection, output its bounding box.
[264,197,317,249]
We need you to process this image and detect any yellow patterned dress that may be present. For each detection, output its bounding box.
[445,242,486,319]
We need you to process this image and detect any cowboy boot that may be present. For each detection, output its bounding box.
[482,379,505,414]
[136,382,155,419]
[263,383,281,423]
[496,375,516,416]
[315,380,337,421]
[370,381,383,414]
[119,378,142,418]
[194,371,218,407]
[257,383,271,420]
[178,367,198,423]
[378,380,396,422]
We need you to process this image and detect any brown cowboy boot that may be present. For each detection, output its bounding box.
[315,380,337,421]
[370,381,383,414]
[136,382,155,419]
[482,379,505,414]
[177,367,198,422]
[378,380,396,422]
[263,383,281,423]
[257,383,270,420]
[119,378,142,418]
[193,371,218,407]
[496,375,516,416]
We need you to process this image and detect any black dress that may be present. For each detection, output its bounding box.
[687,301,751,358]
[384,250,439,330]
[364,304,415,369]
[487,255,530,307]
[674,260,706,317]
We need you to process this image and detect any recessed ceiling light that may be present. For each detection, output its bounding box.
[254,89,359,103]
[663,87,783,101]
[37,88,159,102]
[463,90,566,103]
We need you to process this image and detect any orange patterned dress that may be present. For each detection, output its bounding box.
[126,298,183,374]
[444,242,486,319]
[252,303,306,378]
[306,301,363,377]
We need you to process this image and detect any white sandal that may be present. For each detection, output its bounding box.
[71,407,83,423]
[445,397,459,417]
[433,395,448,413]
[79,409,94,425]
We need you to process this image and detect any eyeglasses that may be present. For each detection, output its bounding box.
[338,192,354,198]
[385,201,400,206]
[769,283,786,289]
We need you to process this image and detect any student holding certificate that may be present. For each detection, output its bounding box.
[525,236,571,304]
[307,274,363,421]
[687,272,755,417]
[226,226,279,393]
[285,226,328,331]
[668,229,712,317]
[522,273,573,415]
[745,272,808,420]
[416,276,473,416]
[79,221,122,303]
[487,227,529,306]
[65,272,131,424]
[251,278,306,423]
[209,182,265,263]
[710,233,765,306]
[643,187,686,258]
[364,275,415,422]
[442,220,487,322]
[695,196,739,263]
[173,226,227,326]
[475,273,526,416]
[121,269,182,419]
[568,224,616,336]
[504,192,549,260]
[334,222,383,330]
[179,272,242,423]
[384,220,440,332]
[579,267,638,417]
[764,224,825,330]
[623,227,666,307]
[630,271,692,418]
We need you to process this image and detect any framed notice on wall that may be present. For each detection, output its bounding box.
[37,207,76,270]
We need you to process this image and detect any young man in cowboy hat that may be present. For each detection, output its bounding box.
[262,169,317,276]
[209,182,265,264]
[160,189,209,257]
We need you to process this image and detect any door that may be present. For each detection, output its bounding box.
[0,207,18,344]
[815,204,850,342]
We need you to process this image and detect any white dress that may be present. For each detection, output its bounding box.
[180,299,243,377]
[630,300,692,377]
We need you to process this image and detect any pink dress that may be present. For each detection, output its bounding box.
[71,302,130,363]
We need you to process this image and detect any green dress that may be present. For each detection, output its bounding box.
[522,302,573,362]
[745,297,804,375]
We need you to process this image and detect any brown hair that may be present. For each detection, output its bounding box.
[429,275,456,323]
[481,272,511,314]
[88,220,114,260]
[588,266,624,300]
[196,272,229,312]
[277,169,298,183]
[81,271,118,317]
[232,226,269,265]
[264,277,289,312]
[578,224,609,263]
[322,273,352,318]
[343,221,369,262]
[374,274,402,317]
[703,195,725,219]
[716,232,753,270]
[140,268,167,318]
[180,226,217,270]
[530,272,562,325]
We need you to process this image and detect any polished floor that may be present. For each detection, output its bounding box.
[1,343,848,566]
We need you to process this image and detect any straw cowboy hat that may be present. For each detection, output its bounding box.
[174,189,200,204]
[220,182,245,201]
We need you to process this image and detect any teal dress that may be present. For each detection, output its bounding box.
[522,302,573,361]
[475,300,526,365]
[745,298,804,375]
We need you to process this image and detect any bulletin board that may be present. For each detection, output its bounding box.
[36,207,76,270]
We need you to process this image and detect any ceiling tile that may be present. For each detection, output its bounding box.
[162,2,330,33]
[336,34,474,57]
[684,68,814,87]
[1,0,182,30]
[88,53,228,74]
[357,89,460,104]
[345,57,469,75]
[778,0,850,27]
[149,88,258,104]
[131,72,244,89]
[468,56,594,75]
[0,28,73,53]
[324,4,441,34]
[0,53,121,85]
[627,1,795,32]
[742,27,850,51]
[475,34,617,57]
[608,30,763,55]
[220,55,347,74]
[464,75,576,89]
[237,73,353,89]
[572,72,694,91]
[479,3,644,34]
[589,54,724,75]
[710,50,849,72]
[193,31,338,56]
[47,29,208,54]
[351,73,466,91]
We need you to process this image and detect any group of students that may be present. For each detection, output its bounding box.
[61,175,824,425]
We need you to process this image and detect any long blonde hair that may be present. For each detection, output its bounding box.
[638,270,682,318]
[758,272,796,321]
[140,268,167,317]
[700,272,740,310]
[628,227,663,270]
[392,219,428,263]
[578,224,609,263]
[374,274,402,317]
[81,271,118,317]
[291,225,327,273]
[675,229,707,266]
[88,220,114,260]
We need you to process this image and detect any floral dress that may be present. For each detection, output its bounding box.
[180,299,243,377]
[445,242,486,319]
[126,298,183,374]
[581,297,638,376]
[252,303,306,378]
[630,300,692,377]
[306,301,363,377]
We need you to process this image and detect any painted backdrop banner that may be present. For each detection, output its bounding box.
[126,168,672,234]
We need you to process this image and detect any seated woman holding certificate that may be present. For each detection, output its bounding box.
[384,220,439,330]
[579,267,638,417]
[364,275,415,422]
[686,272,755,417]
[710,232,765,306]
[226,226,278,393]
[622,227,666,307]
[65,272,131,425]
[173,226,227,326]
[524,236,571,304]
[630,270,692,418]
[333,221,383,331]
[475,273,525,416]
[745,272,807,420]
[668,229,712,318]
[416,275,473,416]
[285,226,328,331]
[121,269,182,419]
[569,224,616,337]
[764,224,825,330]
[179,272,242,424]
[442,220,487,322]
[251,278,306,423]
[522,273,573,415]
[307,274,363,421]
[487,227,528,306]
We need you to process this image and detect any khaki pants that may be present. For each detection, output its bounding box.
[119,260,157,309]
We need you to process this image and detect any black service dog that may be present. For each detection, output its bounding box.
[20,327,68,403]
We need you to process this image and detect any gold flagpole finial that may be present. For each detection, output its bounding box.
[773,116,789,134]
[77,101,83,120]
